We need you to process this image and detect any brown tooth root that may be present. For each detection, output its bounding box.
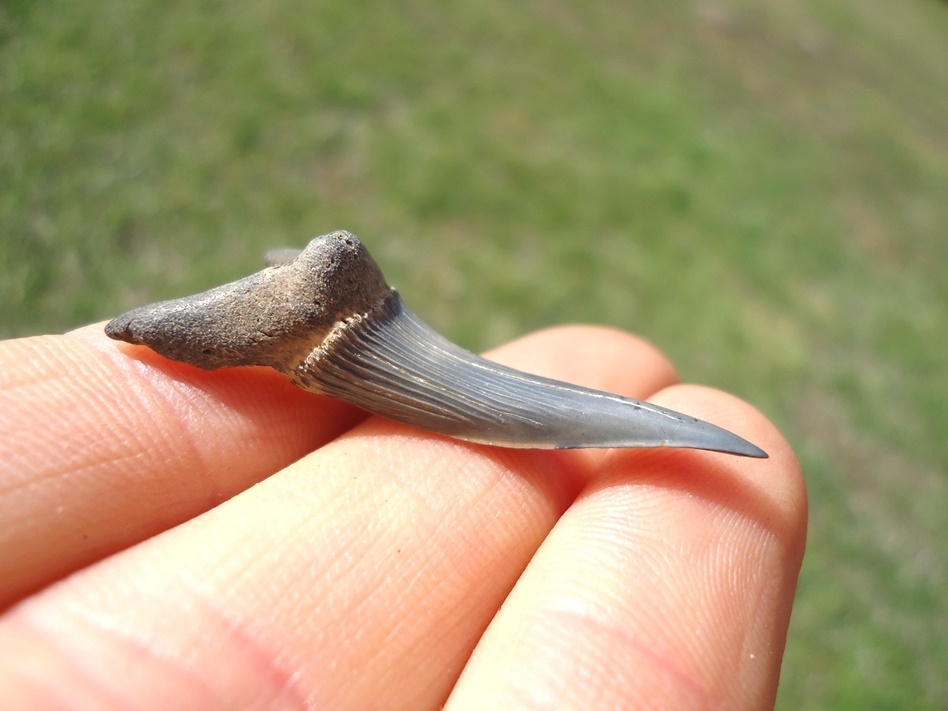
[105,230,768,458]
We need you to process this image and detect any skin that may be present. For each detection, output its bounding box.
[0,322,805,710]
[105,232,768,457]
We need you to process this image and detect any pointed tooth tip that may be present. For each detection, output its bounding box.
[659,413,768,458]
[719,438,769,459]
[664,438,768,458]
[690,431,769,458]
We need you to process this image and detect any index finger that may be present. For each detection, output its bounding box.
[0,324,365,609]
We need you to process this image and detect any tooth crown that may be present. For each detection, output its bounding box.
[290,292,544,439]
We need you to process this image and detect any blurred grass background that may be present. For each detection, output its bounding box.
[2,0,946,707]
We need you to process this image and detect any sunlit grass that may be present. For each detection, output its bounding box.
[2,1,946,707]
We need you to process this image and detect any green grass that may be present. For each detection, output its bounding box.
[2,0,947,707]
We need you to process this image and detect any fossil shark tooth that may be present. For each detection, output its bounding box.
[105,231,767,458]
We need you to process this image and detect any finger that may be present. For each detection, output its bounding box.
[0,326,677,710]
[446,387,805,711]
[0,324,364,609]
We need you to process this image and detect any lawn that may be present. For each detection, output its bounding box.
[2,0,946,708]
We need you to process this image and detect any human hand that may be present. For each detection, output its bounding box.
[0,323,805,710]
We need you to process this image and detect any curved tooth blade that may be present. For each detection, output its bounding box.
[294,295,768,458]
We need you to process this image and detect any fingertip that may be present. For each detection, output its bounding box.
[646,383,807,545]
[0,327,365,608]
